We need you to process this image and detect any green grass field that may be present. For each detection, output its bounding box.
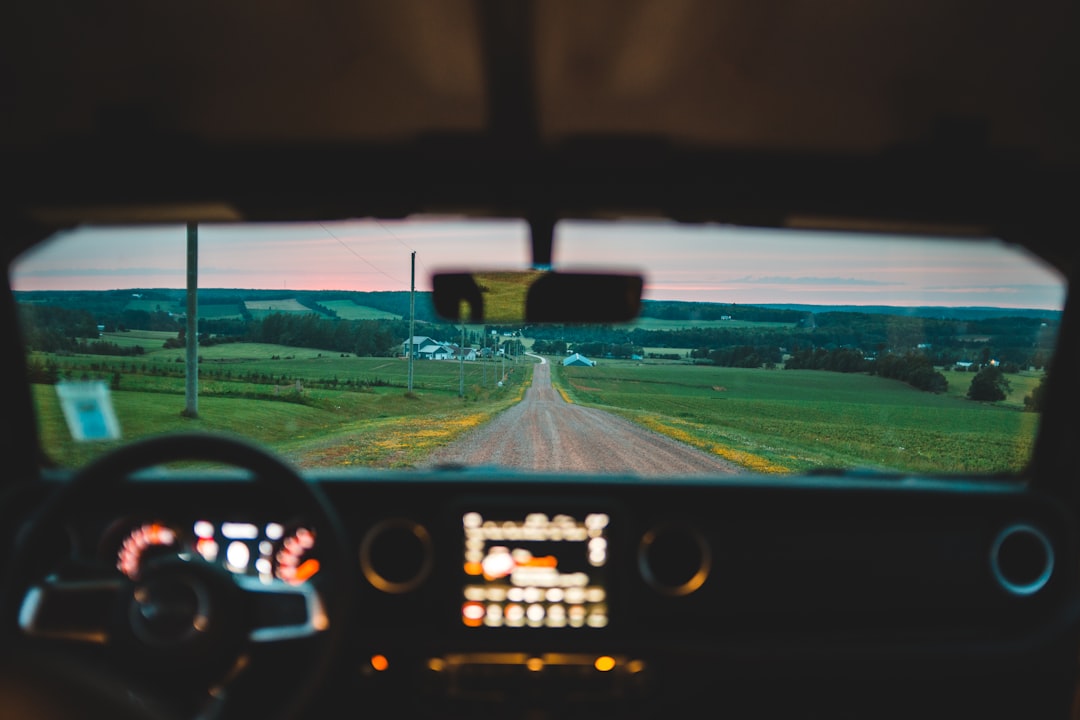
[243,298,312,314]
[940,369,1044,410]
[320,300,401,320]
[46,342,470,391]
[31,342,534,469]
[121,299,241,319]
[33,334,1043,477]
[99,330,178,349]
[551,360,1040,475]
[198,305,246,320]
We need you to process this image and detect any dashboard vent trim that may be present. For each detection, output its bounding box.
[989,523,1054,597]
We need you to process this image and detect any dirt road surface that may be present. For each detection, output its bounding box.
[424,357,742,475]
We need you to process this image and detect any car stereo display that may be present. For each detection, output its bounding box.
[461,511,609,628]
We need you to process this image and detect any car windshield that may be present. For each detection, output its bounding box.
[11,218,1064,477]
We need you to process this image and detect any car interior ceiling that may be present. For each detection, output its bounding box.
[2,1,1080,719]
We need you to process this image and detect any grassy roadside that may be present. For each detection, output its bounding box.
[285,365,533,468]
[548,359,1039,475]
[548,360,788,473]
[32,350,535,469]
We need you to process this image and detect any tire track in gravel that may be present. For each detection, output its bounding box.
[424,356,742,475]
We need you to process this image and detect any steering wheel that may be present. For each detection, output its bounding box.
[2,432,354,720]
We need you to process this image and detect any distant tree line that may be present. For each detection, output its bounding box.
[18,302,413,358]
[79,340,146,357]
[782,347,869,373]
[18,293,1061,371]
[525,312,1056,371]
[567,341,643,359]
[19,305,103,352]
[639,301,804,323]
[530,339,568,355]
[245,313,406,356]
[874,352,949,393]
[691,345,782,368]
[784,347,948,393]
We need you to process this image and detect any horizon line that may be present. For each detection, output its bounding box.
[12,286,1063,314]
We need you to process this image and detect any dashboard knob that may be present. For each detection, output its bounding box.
[638,523,710,597]
[360,518,434,594]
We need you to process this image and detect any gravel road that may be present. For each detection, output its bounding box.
[424,356,742,475]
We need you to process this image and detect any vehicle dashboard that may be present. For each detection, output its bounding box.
[7,467,1077,718]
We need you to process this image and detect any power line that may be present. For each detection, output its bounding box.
[319,222,406,287]
[375,220,431,276]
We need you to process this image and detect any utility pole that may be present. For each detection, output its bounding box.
[182,223,199,418]
[459,323,465,398]
[407,251,415,393]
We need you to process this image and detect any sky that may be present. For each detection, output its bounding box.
[9,218,1066,310]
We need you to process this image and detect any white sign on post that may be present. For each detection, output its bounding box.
[55,380,122,441]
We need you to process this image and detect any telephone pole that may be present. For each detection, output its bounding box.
[182,223,199,418]
[459,323,465,398]
[407,251,415,393]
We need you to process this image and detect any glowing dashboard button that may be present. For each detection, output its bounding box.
[595,656,616,672]
[505,604,525,626]
[226,540,250,572]
[526,604,545,624]
[462,602,485,627]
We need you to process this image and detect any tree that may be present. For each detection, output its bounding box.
[1024,375,1048,412]
[872,351,948,393]
[967,365,1011,402]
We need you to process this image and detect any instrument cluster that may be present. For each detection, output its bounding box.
[101,518,320,585]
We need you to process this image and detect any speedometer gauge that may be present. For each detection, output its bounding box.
[273,525,319,585]
[115,522,182,580]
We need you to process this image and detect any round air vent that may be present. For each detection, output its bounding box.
[989,523,1054,597]
[360,518,434,594]
[638,523,710,597]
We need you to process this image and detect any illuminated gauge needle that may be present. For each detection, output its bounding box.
[292,558,320,583]
[522,555,557,568]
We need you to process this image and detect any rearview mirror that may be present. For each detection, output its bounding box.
[432,271,644,324]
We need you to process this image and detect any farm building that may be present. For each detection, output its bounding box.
[403,336,437,357]
[403,337,497,363]
[563,353,595,367]
[418,343,453,360]
[443,344,478,361]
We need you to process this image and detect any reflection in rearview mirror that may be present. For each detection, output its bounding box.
[432,271,643,324]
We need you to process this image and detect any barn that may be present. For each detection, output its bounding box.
[563,353,595,367]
